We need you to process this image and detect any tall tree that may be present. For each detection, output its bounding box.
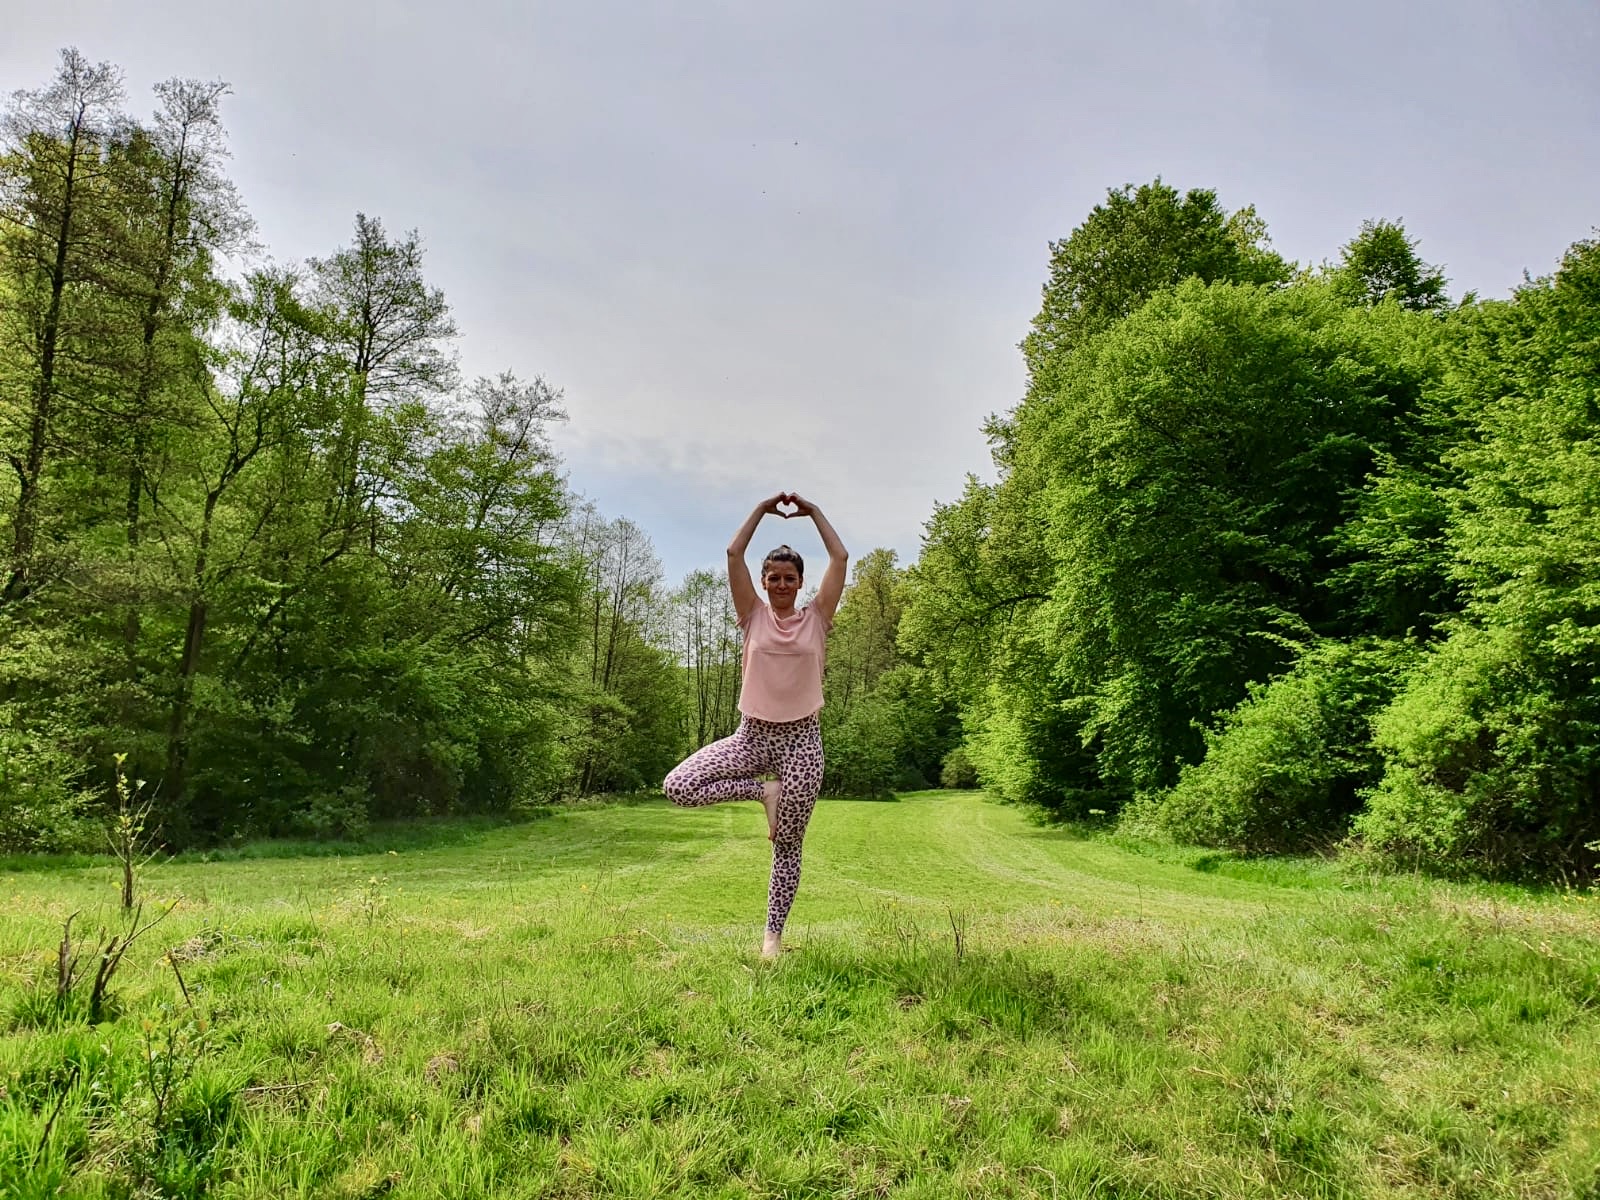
[0,48,127,602]
[308,213,457,554]
[567,512,683,794]
[1333,219,1448,312]
[824,548,904,717]
[109,78,249,550]
[905,181,1293,808]
[1024,280,1438,798]
[101,77,250,671]
[157,270,324,814]
[1018,179,1289,402]
[674,568,742,747]
[1359,237,1600,874]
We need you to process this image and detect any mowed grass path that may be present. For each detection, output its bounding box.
[3,791,1599,1199]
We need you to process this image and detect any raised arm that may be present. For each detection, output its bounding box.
[787,494,849,623]
[727,495,786,624]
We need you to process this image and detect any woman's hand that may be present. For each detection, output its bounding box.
[760,492,792,517]
[782,492,816,519]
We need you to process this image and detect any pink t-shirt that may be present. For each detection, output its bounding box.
[737,603,830,722]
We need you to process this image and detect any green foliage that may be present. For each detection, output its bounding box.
[0,622,98,853]
[1019,179,1290,398]
[938,744,978,789]
[1328,460,1461,638]
[1026,279,1439,797]
[0,712,94,855]
[672,568,742,748]
[1358,239,1600,876]
[5,41,1597,886]
[1131,639,1417,852]
[899,476,1028,716]
[1332,218,1449,312]
[820,552,957,796]
[0,56,606,847]
[1358,625,1543,869]
[906,185,1455,827]
[821,691,902,797]
[566,514,688,796]
[905,182,1597,879]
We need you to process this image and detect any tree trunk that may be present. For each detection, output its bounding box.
[3,125,82,604]
[165,491,217,807]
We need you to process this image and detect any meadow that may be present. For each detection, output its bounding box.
[3,791,1599,1199]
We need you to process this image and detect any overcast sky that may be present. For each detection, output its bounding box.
[6,1,1598,582]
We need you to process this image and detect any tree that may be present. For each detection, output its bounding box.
[674,568,742,747]
[824,548,903,716]
[1332,219,1448,312]
[98,77,252,676]
[1358,237,1600,875]
[904,181,1296,811]
[1017,179,1289,403]
[0,50,623,849]
[0,48,127,602]
[567,512,685,794]
[308,213,458,555]
[157,270,326,816]
[819,548,960,795]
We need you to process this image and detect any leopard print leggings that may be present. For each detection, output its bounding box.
[662,714,825,935]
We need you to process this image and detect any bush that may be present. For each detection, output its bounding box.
[966,680,1109,816]
[1356,625,1600,876]
[821,697,899,798]
[295,784,371,840]
[1128,640,1413,852]
[939,745,979,789]
[0,713,96,853]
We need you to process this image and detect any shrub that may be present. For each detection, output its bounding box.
[1356,625,1600,876]
[0,712,96,853]
[295,784,372,840]
[822,697,899,797]
[967,681,1112,816]
[1129,639,1413,852]
[939,745,979,789]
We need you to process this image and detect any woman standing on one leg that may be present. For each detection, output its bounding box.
[663,492,848,959]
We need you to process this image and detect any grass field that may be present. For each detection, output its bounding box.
[3,790,1599,1199]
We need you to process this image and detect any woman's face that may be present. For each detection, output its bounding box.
[762,561,802,609]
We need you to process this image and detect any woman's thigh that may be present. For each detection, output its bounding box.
[663,722,774,800]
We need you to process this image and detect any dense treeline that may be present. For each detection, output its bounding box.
[6,50,1595,881]
[899,181,1600,878]
[0,51,752,849]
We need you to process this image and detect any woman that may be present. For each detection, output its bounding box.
[662,491,848,959]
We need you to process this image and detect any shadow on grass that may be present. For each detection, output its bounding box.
[0,794,688,874]
[790,932,1138,1042]
[0,851,104,874]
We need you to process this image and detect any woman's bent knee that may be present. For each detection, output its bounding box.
[662,769,694,806]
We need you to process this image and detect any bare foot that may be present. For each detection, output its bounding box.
[760,780,780,841]
[761,931,783,959]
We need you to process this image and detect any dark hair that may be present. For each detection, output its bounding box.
[761,545,804,580]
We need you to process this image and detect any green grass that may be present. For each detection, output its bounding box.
[3,790,1600,1198]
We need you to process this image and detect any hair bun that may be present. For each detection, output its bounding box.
[761,544,805,578]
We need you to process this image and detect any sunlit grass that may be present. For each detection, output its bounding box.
[3,791,1599,1198]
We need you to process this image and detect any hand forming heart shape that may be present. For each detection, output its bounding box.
[764,491,812,519]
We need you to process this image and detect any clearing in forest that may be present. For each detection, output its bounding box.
[3,791,1599,1198]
